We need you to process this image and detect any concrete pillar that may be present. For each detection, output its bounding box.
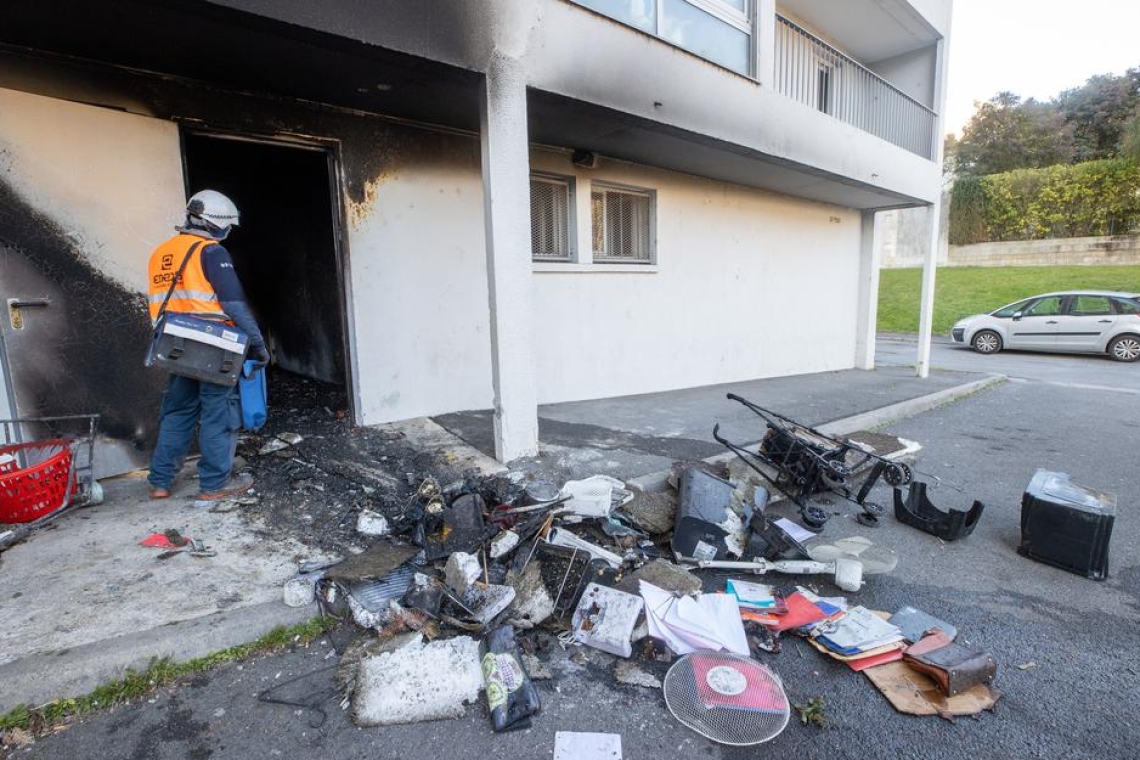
[755,0,777,88]
[915,201,940,378]
[480,54,539,462]
[855,210,881,370]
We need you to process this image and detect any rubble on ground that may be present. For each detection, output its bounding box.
[251,381,999,741]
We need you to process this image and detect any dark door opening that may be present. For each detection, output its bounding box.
[181,133,348,393]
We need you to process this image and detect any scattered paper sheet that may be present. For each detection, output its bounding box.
[554,731,623,760]
[773,517,816,543]
[639,581,748,655]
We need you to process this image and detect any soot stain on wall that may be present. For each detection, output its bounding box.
[0,179,164,448]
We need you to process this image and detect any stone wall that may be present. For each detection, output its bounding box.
[945,235,1140,268]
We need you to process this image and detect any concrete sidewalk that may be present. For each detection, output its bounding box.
[436,365,999,482]
[0,418,502,716]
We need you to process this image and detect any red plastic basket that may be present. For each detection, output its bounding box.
[0,438,76,524]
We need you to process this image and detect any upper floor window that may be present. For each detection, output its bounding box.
[573,0,753,76]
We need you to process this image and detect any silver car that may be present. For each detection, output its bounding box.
[950,290,1140,362]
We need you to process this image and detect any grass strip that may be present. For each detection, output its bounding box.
[878,265,1140,334]
[0,616,338,737]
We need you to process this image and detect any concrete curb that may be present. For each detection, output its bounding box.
[627,373,1006,493]
[0,600,316,714]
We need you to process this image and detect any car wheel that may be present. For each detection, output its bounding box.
[1108,334,1140,362]
[971,330,1002,355]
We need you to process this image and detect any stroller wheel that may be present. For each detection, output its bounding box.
[801,505,829,529]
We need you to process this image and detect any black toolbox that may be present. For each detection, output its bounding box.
[1018,469,1115,580]
[145,313,248,386]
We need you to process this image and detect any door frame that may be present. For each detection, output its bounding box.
[176,125,361,423]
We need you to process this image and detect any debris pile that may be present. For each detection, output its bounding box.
[257,390,1007,744]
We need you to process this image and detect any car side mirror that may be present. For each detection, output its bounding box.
[1012,311,1023,321]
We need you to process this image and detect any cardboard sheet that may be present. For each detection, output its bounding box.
[863,660,1001,719]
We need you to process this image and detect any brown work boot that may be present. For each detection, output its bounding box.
[150,486,172,500]
[197,472,255,502]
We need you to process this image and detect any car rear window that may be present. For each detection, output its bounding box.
[1112,298,1140,315]
[1071,295,1112,315]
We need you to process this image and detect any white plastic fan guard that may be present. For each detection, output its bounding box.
[663,652,791,746]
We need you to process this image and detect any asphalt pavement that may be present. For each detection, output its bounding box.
[878,333,1140,393]
[11,343,1140,760]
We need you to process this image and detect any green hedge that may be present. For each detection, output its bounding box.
[949,159,1140,245]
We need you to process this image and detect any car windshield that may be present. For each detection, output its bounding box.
[991,299,1032,318]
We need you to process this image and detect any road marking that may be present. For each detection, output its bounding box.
[1006,377,1140,395]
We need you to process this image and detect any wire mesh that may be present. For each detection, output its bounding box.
[663,652,790,746]
[591,186,652,262]
[530,176,571,261]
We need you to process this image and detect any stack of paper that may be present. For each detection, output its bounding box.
[726,579,777,611]
[806,606,906,671]
[639,581,749,656]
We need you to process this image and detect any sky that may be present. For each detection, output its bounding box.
[944,1,1140,136]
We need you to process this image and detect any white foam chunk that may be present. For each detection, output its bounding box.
[353,636,484,726]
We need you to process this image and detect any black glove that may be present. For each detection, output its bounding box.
[249,345,270,371]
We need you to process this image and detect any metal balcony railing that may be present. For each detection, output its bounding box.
[774,15,937,160]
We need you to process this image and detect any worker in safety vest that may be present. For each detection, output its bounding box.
[145,189,270,501]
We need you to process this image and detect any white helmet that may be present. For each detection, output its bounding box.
[185,189,240,238]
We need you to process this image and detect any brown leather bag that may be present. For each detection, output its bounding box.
[904,634,997,696]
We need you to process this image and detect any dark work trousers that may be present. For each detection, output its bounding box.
[148,374,240,492]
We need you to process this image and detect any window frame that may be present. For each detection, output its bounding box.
[571,0,756,78]
[1111,297,1140,315]
[529,172,577,263]
[590,181,657,265]
[1069,294,1113,316]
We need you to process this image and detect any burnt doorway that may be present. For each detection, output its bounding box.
[181,133,349,394]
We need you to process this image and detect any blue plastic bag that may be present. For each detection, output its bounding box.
[238,360,268,431]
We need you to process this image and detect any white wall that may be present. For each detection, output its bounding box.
[0,87,185,290]
[868,46,938,109]
[345,132,495,425]
[529,150,862,404]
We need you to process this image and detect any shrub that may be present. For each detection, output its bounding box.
[949,159,1140,244]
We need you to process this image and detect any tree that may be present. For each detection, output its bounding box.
[954,92,1075,176]
[1119,104,1140,162]
[1055,69,1140,161]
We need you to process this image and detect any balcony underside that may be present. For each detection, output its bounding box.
[1,0,928,211]
[529,91,923,209]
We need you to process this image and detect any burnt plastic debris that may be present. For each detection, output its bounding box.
[535,543,614,617]
[672,468,736,561]
[893,481,984,541]
[1018,469,1115,580]
[745,514,810,561]
[480,625,541,732]
[423,492,487,561]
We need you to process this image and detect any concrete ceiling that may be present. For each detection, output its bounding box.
[0,0,484,132]
[778,0,939,62]
[527,91,921,210]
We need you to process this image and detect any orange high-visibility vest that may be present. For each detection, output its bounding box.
[147,233,228,323]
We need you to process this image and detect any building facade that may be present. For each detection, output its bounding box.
[0,0,952,471]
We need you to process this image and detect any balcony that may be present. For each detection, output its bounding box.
[774,14,937,159]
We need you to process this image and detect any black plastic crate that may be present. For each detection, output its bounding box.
[1018,469,1115,580]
